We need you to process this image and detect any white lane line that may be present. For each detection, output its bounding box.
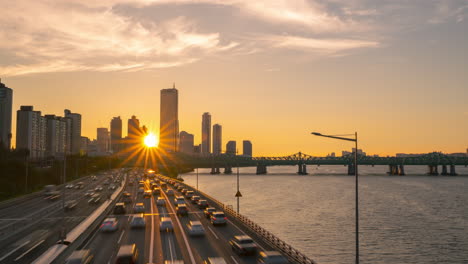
[227,219,266,251]
[14,239,45,261]
[117,230,125,244]
[149,196,155,263]
[207,226,219,240]
[168,234,174,261]
[0,241,30,262]
[230,255,240,264]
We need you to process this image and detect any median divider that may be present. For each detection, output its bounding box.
[175,179,316,264]
[32,175,127,264]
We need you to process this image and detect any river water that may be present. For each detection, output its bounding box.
[181,165,468,264]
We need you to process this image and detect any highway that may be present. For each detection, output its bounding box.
[0,169,125,264]
[78,172,283,264]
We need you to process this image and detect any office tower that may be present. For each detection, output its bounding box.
[160,85,179,152]
[243,140,252,157]
[16,106,46,159]
[0,79,13,149]
[110,116,122,153]
[45,115,67,157]
[201,112,211,154]
[64,109,81,154]
[226,141,236,155]
[97,128,110,153]
[212,124,222,155]
[128,115,141,139]
[80,136,90,154]
[179,131,194,154]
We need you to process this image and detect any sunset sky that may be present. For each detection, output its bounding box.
[1,0,467,156]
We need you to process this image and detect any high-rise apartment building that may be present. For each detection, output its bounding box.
[212,124,222,155]
[110,116,122,153]
[201,112,211,154]
[0,79,13,150]
[97,127,110,153]
[44,115,67,157]
[160,85,179,152]
[16,106,47,159]
[226,140,236,155]
[179,131,194,154]
[243,140,252,157]
[64,109,81,154]
[128,115,140,139]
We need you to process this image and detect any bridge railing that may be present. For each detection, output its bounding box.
[176,180,316,264]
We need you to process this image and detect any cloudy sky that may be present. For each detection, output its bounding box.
[1,0,467,155]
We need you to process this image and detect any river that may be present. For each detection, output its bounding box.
[181,165,468,264]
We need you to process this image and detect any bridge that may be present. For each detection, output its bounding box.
[0,169,315,264]
[171,152,468,176]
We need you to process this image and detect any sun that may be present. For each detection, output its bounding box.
[144,133,158,148]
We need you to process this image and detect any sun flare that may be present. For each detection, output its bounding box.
[144,133,158,148]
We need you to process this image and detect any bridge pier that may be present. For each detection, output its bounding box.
[297,164,308,175]
[210,167,221,174]
[224,166,232,174]
[398,165,405,176]
[347,164,355,175]
[427,165,439,175]
[449,165,457,176]
[441,165,448,175]
[256,165,267,175]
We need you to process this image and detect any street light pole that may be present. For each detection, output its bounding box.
[312,131,359,264]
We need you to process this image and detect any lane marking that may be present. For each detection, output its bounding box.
[0,241,30,262]
[117,230,125,244]
[149,196,155,263]
[168,234,175,261]
[207,226,219,240]
[230,255,240,264]
[14,239,45,261]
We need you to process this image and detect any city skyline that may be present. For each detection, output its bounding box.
[1,1,467,156]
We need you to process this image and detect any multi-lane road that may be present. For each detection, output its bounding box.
[79,172,281,264]
[0,170,124,264]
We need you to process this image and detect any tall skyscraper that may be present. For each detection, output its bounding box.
[64,109,81,154]
[226,140,236,155]
[212,124,222,155]
[128,115,140,139]
[243,140,252,157]
[16,106,46,159]
[44,115,67,157]
[160,85,179,152]
[0,79,13,149]
[179,131,194,154]
[201,112,211,154]
[110,116,122,153]
[97,127,110,153]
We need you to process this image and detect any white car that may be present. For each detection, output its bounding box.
[100,218,118,232]
[156,197,166,206]
[187,221,205,236]
[160,217,173,232]
[211,212,227,226]
[130,215,146,229]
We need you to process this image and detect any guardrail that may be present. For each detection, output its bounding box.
[175,179,316,264]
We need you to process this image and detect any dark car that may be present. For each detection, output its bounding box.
[65,249,93,264]
[258,251,289,264]
[114,203,126,214]
[204,207,216,219]
[176,204,188,216]
[229,235,257,256]
[198,200,209,209]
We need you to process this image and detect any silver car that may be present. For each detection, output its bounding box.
[100,218,118,232]
[156,197,166,206]
[130,215,146,229]
[187,221,205,236]
[211,212,227,226]
[160,217,174,232]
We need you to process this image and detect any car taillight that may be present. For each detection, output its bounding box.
[224,217,227,220]
[100,224,104,228]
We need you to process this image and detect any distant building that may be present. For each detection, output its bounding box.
[110,116,122,153]
[0,79,13,150]
[193,144,201,154]
[97,128,110,153]
[327,152,336,158]
[201,112,211,154]
[64,109,81,154]
[128,115,141,139]
[16,106,46,159]
[243,140,252,157]
[44,115,67,157]
[212,124,222,155]
[343,148,366,156]
[226,141,236,155]
[80,136,90,154]
[179,131,194,154]
[160,85,179,152]
[447,153,466,157]
[395,153,424,158]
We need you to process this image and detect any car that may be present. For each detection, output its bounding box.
[229,235,257,255]
[84,191,94,197]
[128,180,134,186]
[198,200,209,209]
[258,251,289,264]
[130,215,146,229]
[211,212,227,226]
[137,188,145,194]
[65,249,94,264]
[204,207,216,218]
[94,186,103,192]
[91,176,97,181]
[114,203,126,214]
[176,204,188,216]
[156,197,166,206]
[143,190,152,198]
[88,194,101,204]
[123,192,132,204]
[185,190,194,198]
[65,200,78,210]
[187,221,205,236]
[174,196,185,205]
[191,195,200,204]
[100,218,118,232]
[204,257,227,264]
[133,203,145,213]
[166,189,174,196]
[160,183,167,189]
[160,217,174,232]
[115,244,138,264]
[66,184,74,189]
[181,188,188,194]
[177,186,184,191]
[109,184,116,190]
[153,188,161,195]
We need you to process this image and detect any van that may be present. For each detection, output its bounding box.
[115,244,138,264]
